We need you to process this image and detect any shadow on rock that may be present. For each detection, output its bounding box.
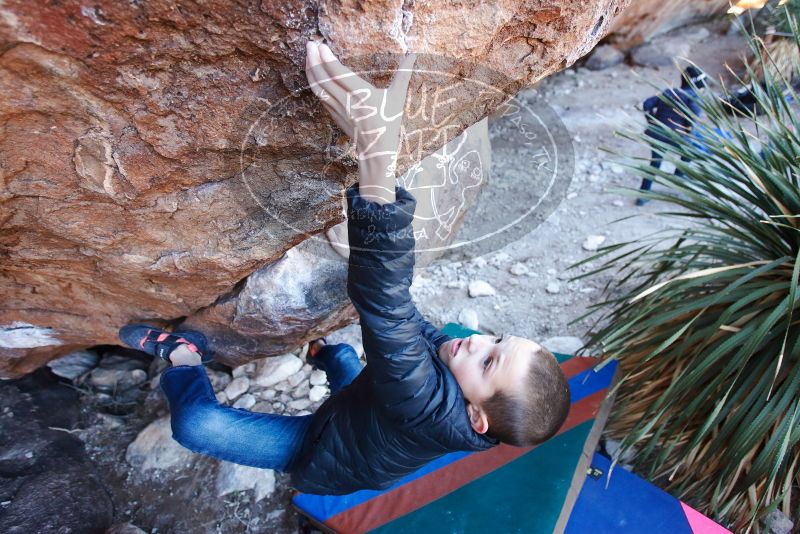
[0,370,114,534]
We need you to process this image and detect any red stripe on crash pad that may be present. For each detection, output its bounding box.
[326,388,609,534]
[560,356,600,377]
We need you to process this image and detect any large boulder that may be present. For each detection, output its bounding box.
[0,0,627,377]
[630,39,692,69]
[584,44,625,70]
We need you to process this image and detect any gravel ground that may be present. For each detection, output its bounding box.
[413,22,747,348]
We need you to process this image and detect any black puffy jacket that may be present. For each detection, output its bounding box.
[289,183,498,495]
[643,87,702,143]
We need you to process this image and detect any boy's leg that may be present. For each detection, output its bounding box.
[674,154,691,178]
[160,362,313,471]
[637,149,662,205]
[310,343,363,394]
[641,150,663,191]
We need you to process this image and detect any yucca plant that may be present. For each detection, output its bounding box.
[572,8,800,532]
[744,0,800,82]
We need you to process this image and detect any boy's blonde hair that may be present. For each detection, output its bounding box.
[483,346,570,447]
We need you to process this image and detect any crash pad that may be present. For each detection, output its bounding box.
[566,452,732,534]
[292,323,618,533]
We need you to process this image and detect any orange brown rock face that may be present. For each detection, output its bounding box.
[0,0,627,377]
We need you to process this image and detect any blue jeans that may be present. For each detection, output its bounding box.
[640,149,690,191]
[160,343,363,472]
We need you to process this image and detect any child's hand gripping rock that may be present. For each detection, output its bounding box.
[305,40,416,205]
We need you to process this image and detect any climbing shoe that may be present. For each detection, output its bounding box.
[305,337,327,366]
[118,324,212,364]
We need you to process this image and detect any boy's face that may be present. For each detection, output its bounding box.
[437,333,538,435]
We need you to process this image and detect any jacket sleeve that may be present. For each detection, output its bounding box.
[345,183,442,425]
[643,95,659,114]
[415,311,453,353]
[687,93,703,117]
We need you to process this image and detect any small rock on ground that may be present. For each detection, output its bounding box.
[765,509,794,534]
[88,368,147,392]
[260,388,277,400]
[631,40,691,68]
[291,381,310,399]
[309,385,328,403]
[287,370,306,387]
[255,354,303,388]
[582,235,606,251]
[309,369,327,386]
[458,308,480,330]
[206,369,232,391]
[224,377,250,401]
[585,44,624,70]
[46,350,99,380]
[215,462,275,502]
[609,163,624,175]
[232,363,255,378]
[232,393,256,409]
[288,398,311,411]
[252,401,273,413]
[126,417,193,472]
[489,252,512,267]
[471,257,488,268]
[468,280,496,297]
[509,262,529,276]
[106,524,148,534]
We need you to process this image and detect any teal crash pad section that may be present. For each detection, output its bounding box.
[371,420,596,534]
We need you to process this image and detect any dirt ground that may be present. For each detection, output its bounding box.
[69,21,753,534]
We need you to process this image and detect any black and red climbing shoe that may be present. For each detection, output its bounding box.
[305,338,327,366]
[118,324,212,364]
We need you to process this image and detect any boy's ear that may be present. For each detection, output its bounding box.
[466,403,489,434]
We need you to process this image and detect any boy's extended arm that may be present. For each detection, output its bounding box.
[306,41,442,424]
[345,181,444,424]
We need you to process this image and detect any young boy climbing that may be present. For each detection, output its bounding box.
[118,40,571,495]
